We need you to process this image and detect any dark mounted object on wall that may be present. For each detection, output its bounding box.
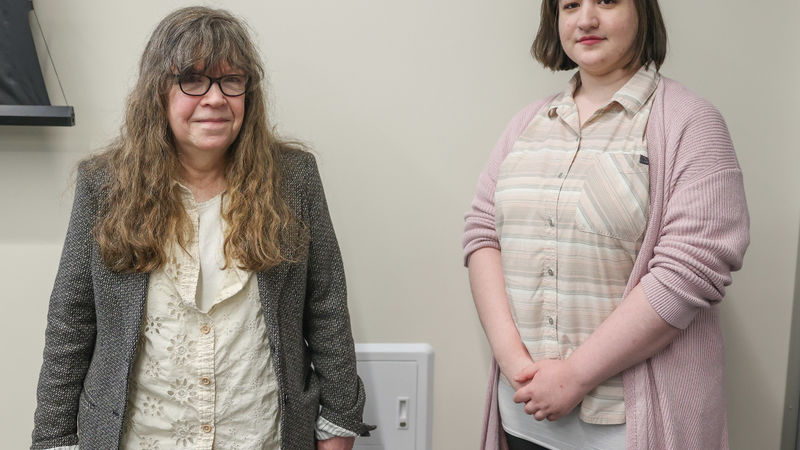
[0,0,74,126]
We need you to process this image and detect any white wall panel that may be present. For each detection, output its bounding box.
[355,343,433,450]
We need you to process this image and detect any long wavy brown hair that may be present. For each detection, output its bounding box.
[88,6,306,273]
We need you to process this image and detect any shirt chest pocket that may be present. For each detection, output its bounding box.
[575,152,650,242]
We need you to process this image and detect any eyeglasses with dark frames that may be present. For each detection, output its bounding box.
[175,73,250,97]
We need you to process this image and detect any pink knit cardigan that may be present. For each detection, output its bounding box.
[463,77,749,450]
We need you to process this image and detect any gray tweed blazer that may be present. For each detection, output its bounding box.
[31,149,369,449]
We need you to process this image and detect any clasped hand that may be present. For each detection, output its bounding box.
[511,359,591,421]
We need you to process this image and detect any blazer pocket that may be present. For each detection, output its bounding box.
[78,389,115,426]
[575,152,649,242]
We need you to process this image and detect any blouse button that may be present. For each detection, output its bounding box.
[547,268,554,276]
[200,377,211,385]
[557,172,564,178]
[200,324,211,334]
[548,317,554,325]
[202,424,213,433]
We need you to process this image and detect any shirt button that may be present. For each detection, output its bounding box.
[548,317,554,325]
[200,377,211,385]
[547,268,554,276]
[548,217,555,227]
[201,424,213,433]
[557,172,564,178]
[200,324,211,334]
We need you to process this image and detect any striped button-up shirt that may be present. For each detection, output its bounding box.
[495,66,659,424]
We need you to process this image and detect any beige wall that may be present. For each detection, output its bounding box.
[2,1,798,449]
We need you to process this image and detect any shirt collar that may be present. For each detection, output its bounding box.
[165,181,251,307]
[611,65,660,114]
[547,65,661,118]
[174,180,197,208]
[548,74,580,119]
[174,181,225,212]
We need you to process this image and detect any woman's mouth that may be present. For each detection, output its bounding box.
[578,36,605,45]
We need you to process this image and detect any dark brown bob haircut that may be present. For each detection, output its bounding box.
[532,0,667,71]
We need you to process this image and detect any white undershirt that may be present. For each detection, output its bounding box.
[498,379,626,450]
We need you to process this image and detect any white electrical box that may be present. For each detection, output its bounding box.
[354,343,434,450]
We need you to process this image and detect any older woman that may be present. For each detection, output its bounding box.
[31,7,369,450]
[464,1,748,449]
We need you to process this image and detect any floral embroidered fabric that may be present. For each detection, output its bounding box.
[121,191,281,449]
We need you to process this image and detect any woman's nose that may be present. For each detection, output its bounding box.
[201,81,227,105]
[576,4,600,30]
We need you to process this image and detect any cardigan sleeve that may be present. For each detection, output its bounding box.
[32,162,99,449]
[300,153,373,436]
[640,95,750,329]
[462,98,552,266]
